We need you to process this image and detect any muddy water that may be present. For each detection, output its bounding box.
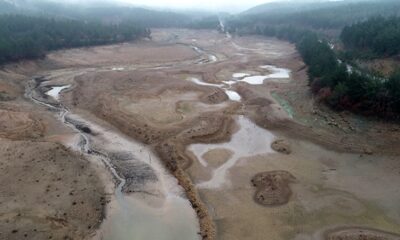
[188,116,276,189]
[65,114,200,240]
[188,77,223,88]
[100,194,199,240]
[224,90,241,101]
[234,65,291,85]
[46,85,71,100]
[188,77,241,102]
[188,65,290,103]
[36,83,200,240]
[232,73,250,78]
[112,67,125,71]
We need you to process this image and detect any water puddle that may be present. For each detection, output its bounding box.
[260,65,291,78]
[209,55,218,62]
[188,77,223,88]
[233,65,291,85]
[188,64,290,102]
[112,67,125,71]
[190,45,218,64]
[100,194,199,240]
[224,90,241,101]
[46,85,71,100]
[188,116,276,189]
[232,73,250,78]
[188,77,240,102]
[238,76,267,85]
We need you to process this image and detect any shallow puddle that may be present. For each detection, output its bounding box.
[233,65,291,85]
[260,65,291,78]
[224,90,241,101]
[112,67,125,71]
[232,73,250,78]
[46,85,71,100]
[209,55,218,62]
[239,75,267,85]
[100,193,199,240]
[188,65,290,102]
[188,77,241,102]
[188,77,223,88]
[188,116,276,189]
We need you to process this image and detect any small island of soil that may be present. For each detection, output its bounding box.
[250,170,296,206]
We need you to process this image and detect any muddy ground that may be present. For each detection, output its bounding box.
[0,74,108,239]
[0,29,399,240]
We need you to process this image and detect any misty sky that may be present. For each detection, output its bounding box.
[118,0,276,12]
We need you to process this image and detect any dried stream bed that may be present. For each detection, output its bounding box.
[14,28,400,240]
[30,81,200,240]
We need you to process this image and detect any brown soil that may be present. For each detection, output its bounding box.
[0,63,107,240]
[251,171,296,206]
[0,109,44,139]
[202,148,233,168]
[47,41,198,67]
[325,227,400,240]
[0,140,106,240]
[271,139,291,154]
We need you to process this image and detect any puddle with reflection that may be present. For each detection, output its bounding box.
[46,85,71,100]
[188,116,276,189]
[234,65,291,85]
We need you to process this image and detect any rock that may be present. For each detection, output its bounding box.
[363,147,373,155]
[271,139,291,154]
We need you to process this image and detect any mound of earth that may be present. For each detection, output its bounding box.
[271,139,291,154]
[325,227,400,240]
[251,170,296,206]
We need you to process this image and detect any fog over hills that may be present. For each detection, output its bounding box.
[0,0,366,13]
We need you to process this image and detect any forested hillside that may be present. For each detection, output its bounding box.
[187,15,220,29]
[0,0,201,64]
[223,0,400,119]
[0,0,195,28]
[228,0,400,33]
[248,24,400,118]
[341,16,400,57]
[0,15,149,63]
[243,0,351,16]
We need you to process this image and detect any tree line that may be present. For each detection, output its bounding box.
[0,15,149,63]
[187,15,220,29]
[226,0,400,33]
[225,22,400,119]
[341,16,400,58]
[0,0,200,28]
[193,1,400,118]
